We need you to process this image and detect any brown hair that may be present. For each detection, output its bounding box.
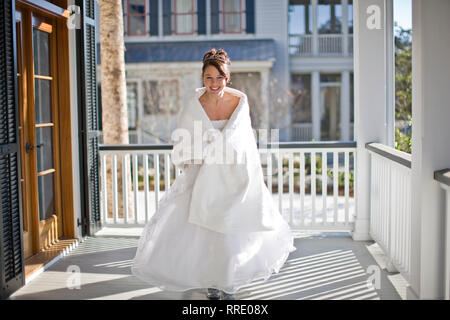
[202,48,231,84]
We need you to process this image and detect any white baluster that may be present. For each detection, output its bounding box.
[122,154,129,224]
[154,153,160,213]
[133,154,139,224]
[112,154,118,224]
[101,154,107,224]
[333,152,338,225]
[300,152,305,227]
[322,151,327,226]
[311,152,316,226]
[144,154,149,223]
[289,152,294,225]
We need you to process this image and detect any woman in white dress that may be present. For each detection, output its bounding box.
[131,48,296,300]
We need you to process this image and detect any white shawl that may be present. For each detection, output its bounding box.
[170,86,280,234]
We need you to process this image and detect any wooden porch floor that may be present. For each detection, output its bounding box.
[9,231,406,300]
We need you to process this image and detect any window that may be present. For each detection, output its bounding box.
[173,0,196,35]
[143,80,160,115]
[318,0,342,34]
[142,79,180,115]
[291,74,312,123]
[222,0,244,33]
[126,0,147,36]
[348,0,353,34]
[289,0,312,35]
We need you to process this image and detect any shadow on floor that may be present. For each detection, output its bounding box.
[10,232,402,300]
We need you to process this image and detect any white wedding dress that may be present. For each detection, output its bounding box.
[131,119,296,294]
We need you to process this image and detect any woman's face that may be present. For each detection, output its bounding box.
[202,65,229,95]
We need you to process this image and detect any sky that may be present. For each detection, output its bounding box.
[394,0,412,30]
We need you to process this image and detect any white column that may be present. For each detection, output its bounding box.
[408,0,450,300]
[311,71,320,141]
[352,0,388,241]
[342,0,349,56]
[341,71,350,141]
[311,0,318,55]
[385,0,395,148]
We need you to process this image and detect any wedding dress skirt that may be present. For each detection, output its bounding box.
[131,120,297,294]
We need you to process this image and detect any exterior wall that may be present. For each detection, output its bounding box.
[257,0,291,140]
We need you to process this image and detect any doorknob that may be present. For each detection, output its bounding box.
[26,142,34,153]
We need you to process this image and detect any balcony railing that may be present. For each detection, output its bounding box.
[366,143,412,282]
[289,34,353,56]
[98,141,357,231]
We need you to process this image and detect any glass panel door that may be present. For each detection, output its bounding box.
[31,15,62,251]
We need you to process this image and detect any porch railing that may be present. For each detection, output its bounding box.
[98,141,356,231]
[289,34,353,56]
[366,142,412,281]
[434,168,450,300]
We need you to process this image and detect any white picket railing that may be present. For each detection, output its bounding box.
[318,34,343,55]
[289,34,313,56]
[289,34,353,56]
[366,143,412,281]
[98,142,356,231]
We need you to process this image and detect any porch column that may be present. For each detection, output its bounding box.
[340,71,350,141]
[408,0,450,300]
[352,0,391,241]
[311,71,320,141]
[311,0,318,55]
[342,0,349,56]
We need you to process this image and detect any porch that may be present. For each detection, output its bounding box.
[9,141,412,300]
[9,232,405,300]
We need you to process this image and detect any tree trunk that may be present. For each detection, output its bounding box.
[99,0,131,219]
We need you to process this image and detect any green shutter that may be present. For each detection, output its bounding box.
[77,0,101,236]
[0,0,25,299]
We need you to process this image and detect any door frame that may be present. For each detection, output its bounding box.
[16,0,76,256]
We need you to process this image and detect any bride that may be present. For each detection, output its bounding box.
[131,48,296,300]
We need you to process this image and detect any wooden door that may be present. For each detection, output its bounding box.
[15,7,63,257]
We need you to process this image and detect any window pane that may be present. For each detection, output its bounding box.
[289,1,312,35]
[143,80,160,115]
[33,28,50,76]
[291,74,312,123]
[348,1,353,34]
[34,79,52,124]
[320,86,341,141]
[129,15,146,34]
[175,0,193,14]
[38,173,55,221]
[318,0,342,34]
[224,13,241,32]
[129,0,145,14]
[176,15,193,33]
[224,0,240,12]
[36,126,54,173]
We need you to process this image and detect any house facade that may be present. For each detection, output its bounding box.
[105,0,353,144]
[0,0,101,298]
